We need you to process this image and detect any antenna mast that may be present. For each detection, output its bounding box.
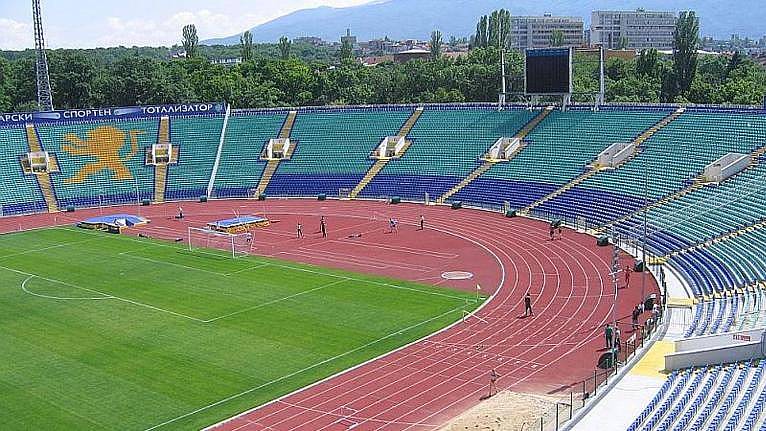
[32,0,54,111]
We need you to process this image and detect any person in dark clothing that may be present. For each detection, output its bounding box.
[320,218,327,238]
[524,293,533,317]
[419,215,425,231]
[296,222,303,239]
[632,305,641,330]
[605,324,613,349]
[489,369,501,397]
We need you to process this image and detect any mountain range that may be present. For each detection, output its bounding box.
[203,0,765,45]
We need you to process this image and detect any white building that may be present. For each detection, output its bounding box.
[591,10,677,50]
[511,15,584,50]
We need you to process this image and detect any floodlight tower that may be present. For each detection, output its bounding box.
[32,0,54,111]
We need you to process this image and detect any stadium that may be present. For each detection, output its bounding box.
[2,2,766,431]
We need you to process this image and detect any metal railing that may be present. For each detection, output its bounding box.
[522,312,665,431]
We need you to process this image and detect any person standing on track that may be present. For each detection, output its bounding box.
[624,264,633,287]
[296,222,303,239]
[419,215,425,231]
[489,369,501,397]
[632,305,641,331]
[604,324,613,349]
[524,293,533,317]
[320,217,327,238]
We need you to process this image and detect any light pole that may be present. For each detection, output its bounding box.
[641,144,649,304]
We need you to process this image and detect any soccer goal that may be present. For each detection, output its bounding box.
[188,227,253,258]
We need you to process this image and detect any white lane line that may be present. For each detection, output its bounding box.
[145,305,466,431]
[0,236,100,260]
[20,275,113,301]
[0,265,207,323]
[203,279,347,323]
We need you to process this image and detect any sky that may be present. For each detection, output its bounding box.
[0,0,372,50]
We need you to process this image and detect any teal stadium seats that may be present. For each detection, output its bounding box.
[35,119,157,208]
[455,108,667,209]
[266,108,411,197]
[212,111,287,198]
[0,126,48,214]
[165,115,225,200]
[362,107,537,201]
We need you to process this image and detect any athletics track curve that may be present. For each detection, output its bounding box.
[0,199,657,430]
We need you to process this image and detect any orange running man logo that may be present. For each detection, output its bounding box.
[62,126,144,184]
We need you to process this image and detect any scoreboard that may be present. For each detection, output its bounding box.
[525,48,572,95]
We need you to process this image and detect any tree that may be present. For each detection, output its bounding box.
[636,48,659,77]
[340,39,354,64]
[48,51,95,108]
[0,57,12,111]
[617,36,630,50]
[726,51,744,77]
[240,31,254,62]
[430,30,443,60]
[278,36,292,60]
[672,11,700,98]
[487,9,511,50]
[182,24,199,58]
[549,30,564,47]
[473,15,489,48]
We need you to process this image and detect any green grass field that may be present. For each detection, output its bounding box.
[0,227,482,430]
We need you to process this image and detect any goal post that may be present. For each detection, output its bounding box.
[187,227,253,258]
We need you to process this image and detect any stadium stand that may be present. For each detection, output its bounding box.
[558,111,766,226]
[628,361,766,431]
[35,119,157,208]
[266,108,411,197]
[361,107,538,202]
[452,109,669,210]
[212,111,287,198]
[0,125,48,215]
[2,102,766,431]
[164,115,225,200]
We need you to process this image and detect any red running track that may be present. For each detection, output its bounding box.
[0,199,657,430]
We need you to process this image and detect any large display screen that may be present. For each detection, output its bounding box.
[525,48,572,95]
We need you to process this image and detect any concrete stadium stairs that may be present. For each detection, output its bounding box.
[153,116,171,203]
[349,107,423,199]
[436,106,554,204]
[25,123,58,212]
[522,107,686,215]
[255,110,297,195]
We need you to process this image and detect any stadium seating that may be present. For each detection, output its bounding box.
[267,109,411,197]
[0,126,48,215]
[453,109,667,210]
[361,108,537,201]
[165,115,225,200]
[541,111,766,226]
[212,111,287,198]
[35,119,158,208]
[629,360,766,431]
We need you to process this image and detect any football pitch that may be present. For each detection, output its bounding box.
[0,227,483,430]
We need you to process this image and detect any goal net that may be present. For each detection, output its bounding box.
[188,227,253,258]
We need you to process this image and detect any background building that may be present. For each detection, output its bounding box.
[591,10,677,50]
[511,15,584,50]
